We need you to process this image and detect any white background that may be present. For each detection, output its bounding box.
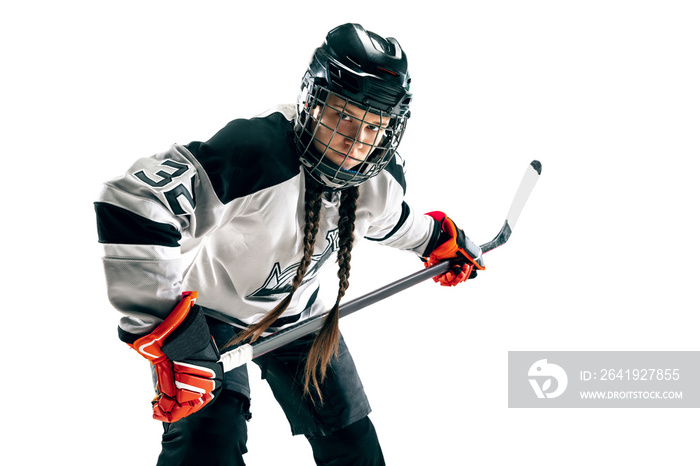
[2,1,699,464]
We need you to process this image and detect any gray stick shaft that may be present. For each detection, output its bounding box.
[251,260,451,357]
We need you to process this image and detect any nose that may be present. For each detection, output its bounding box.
[345,134,364,149]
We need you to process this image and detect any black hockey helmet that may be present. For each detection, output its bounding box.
[295,23,412,190]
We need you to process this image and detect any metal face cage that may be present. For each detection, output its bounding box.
[295,84,408,190]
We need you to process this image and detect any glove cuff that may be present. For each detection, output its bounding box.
[422,211,449,258]
[161,304,220,361]
[422,211,485,270]
[118,327,142,345]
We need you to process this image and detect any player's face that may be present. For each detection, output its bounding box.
[311,95,390,170]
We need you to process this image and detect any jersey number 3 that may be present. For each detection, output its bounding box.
[134,160,196,216]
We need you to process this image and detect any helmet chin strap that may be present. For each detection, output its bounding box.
[324,161,359,175]
[310,157,362,192]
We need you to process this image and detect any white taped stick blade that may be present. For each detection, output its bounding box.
[505,160,541,230]
[219,344,254,372]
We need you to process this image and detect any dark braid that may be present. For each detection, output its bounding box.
[303,185,359,402]
[223,179,324,349]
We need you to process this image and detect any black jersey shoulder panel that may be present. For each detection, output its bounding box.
[186,112,300,204]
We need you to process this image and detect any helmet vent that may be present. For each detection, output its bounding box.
[345,56,362,68]
[329,62,342,80]
[328,62,361,94]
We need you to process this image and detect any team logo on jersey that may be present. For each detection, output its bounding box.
[246,229,339,301]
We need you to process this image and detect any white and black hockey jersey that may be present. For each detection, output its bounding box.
[95,105,438,337]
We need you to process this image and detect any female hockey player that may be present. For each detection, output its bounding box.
[95,23,484,466]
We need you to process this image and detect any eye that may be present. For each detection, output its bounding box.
[339,113,353,122]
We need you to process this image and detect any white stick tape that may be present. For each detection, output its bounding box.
[219,343,254,372]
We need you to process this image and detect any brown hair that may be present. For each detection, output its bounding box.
[224,179,359,403]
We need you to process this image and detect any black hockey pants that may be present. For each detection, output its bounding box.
[156,390,385,465]
[155,316,385,465]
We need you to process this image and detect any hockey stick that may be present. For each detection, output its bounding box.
[219,160,542,372]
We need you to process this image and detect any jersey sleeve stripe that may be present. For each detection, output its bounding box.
[364,201,411,242]
[95,202,182,247]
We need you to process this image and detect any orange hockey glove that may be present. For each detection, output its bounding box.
[123,292,223,423]
[423,211,485,286]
